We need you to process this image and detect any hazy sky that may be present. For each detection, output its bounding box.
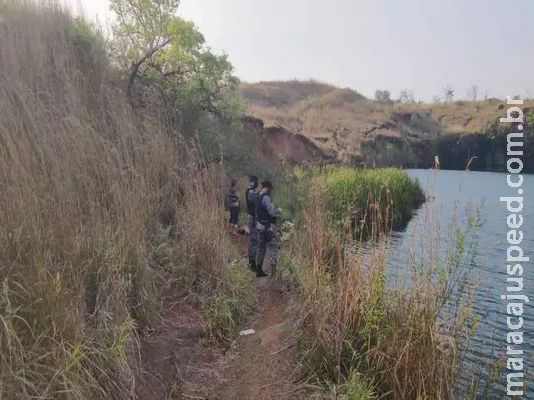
[69,0,534,100]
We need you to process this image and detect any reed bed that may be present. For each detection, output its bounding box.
[312,166,425,237]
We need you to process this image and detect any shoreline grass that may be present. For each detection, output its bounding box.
[283,166,480,399]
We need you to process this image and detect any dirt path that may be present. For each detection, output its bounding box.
[209,232,313,399]
[137,233,318,400]
[211,278,309,400]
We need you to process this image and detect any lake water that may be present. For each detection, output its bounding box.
[384,169,534,398]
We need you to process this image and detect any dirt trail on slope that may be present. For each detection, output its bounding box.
[137,233,320,400]
[211,278,309,400]
[208,233,313,399]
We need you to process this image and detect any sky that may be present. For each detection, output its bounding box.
[67,0,534,101]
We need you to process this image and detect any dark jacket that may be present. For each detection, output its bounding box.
[256,192,277,226]
[246,187,258,216]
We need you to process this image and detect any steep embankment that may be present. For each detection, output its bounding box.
[242,115,333,165]
[0,4,256,399]
[241,80,534,171]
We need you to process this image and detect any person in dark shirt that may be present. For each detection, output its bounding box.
[228,179,240,230]
[245,176,259,270]
[255,181,279,278]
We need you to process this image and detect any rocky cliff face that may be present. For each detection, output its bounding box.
[433,132,532,172]
[362,125,533,172]
[242,115,332,165]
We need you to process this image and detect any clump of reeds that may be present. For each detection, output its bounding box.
[288,167,478,399]
[312,166,424,238]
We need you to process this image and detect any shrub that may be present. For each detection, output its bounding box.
[374,89,392,104]
[345,370,377,400]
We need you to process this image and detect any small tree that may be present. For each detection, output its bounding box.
[443,85,454,102]
[375,89,392,104]
[110,0,240,122]
[466,85,479,101]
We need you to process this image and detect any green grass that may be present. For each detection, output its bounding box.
[345,369,378,400]
[311,166,424,235]
[205,264,256,341]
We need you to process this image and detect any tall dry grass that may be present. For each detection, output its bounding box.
[288,168,478,399]
[0,2,240,398]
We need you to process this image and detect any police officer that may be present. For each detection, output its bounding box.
[255,181,279,278]
[245,176,259,270]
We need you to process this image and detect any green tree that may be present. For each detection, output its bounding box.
[110,0,241,123]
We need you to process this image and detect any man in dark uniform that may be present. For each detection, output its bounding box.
[255,181,279,278]
[245,176,259,270]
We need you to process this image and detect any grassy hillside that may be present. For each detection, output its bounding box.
[0,3,255,398]
[241,80,534,169]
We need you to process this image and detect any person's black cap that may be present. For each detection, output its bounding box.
[261,180,273,190]
[250,175,259,185]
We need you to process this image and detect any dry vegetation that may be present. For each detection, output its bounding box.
[281,167,480,399]
[241,80,534,166]
[0,3,252,398]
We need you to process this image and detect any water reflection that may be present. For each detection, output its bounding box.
[349,169,533,399]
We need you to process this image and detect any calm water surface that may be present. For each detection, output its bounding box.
[386,169,533,398]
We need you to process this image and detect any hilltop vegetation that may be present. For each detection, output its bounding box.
[241,80,534,171]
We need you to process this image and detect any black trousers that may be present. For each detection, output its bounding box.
[229,206,239,225]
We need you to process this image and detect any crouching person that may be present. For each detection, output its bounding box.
[255,181,279,278]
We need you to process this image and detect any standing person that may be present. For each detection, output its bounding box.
[255,181,279,278]
[228,179,240,231]
[245,176,259,270]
